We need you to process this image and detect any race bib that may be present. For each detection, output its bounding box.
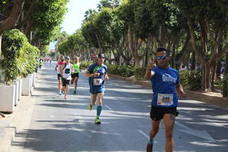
[93,78,103,86]
[65,68,70,74]
[157,93,173,106]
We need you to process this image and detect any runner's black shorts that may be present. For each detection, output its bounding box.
[150,106,179,121]
[62,78,70,86]
[57,74,62,80]
[71,73,79,78]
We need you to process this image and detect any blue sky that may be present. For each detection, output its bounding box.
[61,0,100,34]
[49,0,100,50]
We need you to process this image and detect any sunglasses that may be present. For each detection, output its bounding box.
[156,56,167,60]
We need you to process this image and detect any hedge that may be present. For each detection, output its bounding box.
[0,29,40,84]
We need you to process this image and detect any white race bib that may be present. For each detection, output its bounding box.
[93,78,103,86]
[157,93,173,106]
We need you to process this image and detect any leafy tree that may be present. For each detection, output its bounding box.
[97,0,120,10]
[22,0,68,48]
[0,0,24,33]
[81,8,113,52]
[0,0,68,49]
[57,30,87,57]
[176,0,228,91]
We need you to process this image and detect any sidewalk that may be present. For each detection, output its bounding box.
[0,83,36,152]
[0,95,35,152]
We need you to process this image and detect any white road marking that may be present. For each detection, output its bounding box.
[105,105,112,110]
[138,129,149,140]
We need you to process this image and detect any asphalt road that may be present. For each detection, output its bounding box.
[10,62,228,152]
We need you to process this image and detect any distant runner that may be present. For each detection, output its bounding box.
[55,55,65,95]
[71,56,80,94]
[60,56,73,99]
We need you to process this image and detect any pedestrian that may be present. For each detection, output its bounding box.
[85,53,109,124]
[71,56,80,94]
[55,55,65,95]
[144,48,186,152]
[60,56,73,99]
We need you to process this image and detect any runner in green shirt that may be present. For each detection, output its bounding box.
[71,56,80,94]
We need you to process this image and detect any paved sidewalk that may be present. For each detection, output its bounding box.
[0,83,36,152]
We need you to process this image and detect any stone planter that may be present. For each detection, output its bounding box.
[14,79,20,106]
[0,84,15,113]
[18,79,22,101]
[32,73,36,88]
[22,75,32,96]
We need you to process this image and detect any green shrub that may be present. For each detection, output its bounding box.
[0,29,40,84]
[179,70,189,87]
[134,67,146,79]
[118,65,134,77]
[222,74,228,97]
[22,43,40,76]
[214,78,223,90]
[80,60,92,69]
[180,70,202,90]
[108,65,135,77]
[1,29,27,84]
[108,64,119,74]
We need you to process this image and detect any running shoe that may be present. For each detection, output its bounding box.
[88,104,93,110]
[59,91,62,95]
[95,117,101,124]
[73,90,77,94]
[146,143,153,152]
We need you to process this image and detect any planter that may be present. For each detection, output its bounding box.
[14,79,20,106]
[0,84,15,113]
[22,75,32,96]
[18,79,22,100]
[32,73,36,88]
[29,74,33,89]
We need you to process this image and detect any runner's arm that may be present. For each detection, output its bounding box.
[55,64,58,71]
[60,64,64,76]
[176,84,186,97]
[71,64,74,73]
[84,72,99,77]
[105,73,109,80]
[144,59,156,80]
[144,70,155,80]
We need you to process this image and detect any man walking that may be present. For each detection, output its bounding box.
[144,48,186,152]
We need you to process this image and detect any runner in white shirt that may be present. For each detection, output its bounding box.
[60,56,73,99]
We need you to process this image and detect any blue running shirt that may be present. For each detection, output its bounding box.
[150,67,180,107]
[87,63,108,94]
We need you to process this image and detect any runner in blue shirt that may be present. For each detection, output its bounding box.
[85,53,109,124]
[144,48,186,152]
